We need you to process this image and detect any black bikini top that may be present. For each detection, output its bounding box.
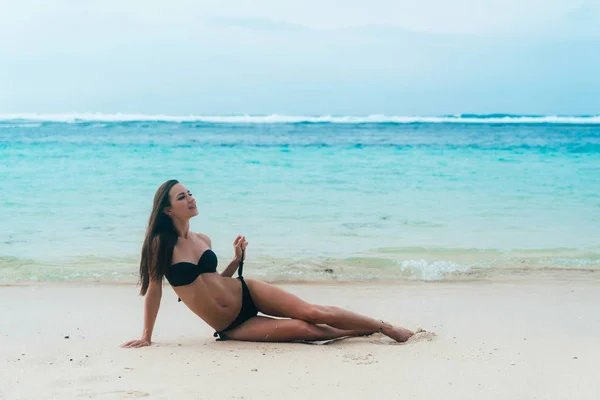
[166,249,218,287]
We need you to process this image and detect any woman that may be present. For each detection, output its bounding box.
[122,180,415,348]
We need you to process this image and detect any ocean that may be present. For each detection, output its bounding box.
[1,114,599,283]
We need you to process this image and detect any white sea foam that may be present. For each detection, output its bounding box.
[397,259,473,280]
[1,113,599,124]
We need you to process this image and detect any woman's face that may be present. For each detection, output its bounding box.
[165,183,198,219]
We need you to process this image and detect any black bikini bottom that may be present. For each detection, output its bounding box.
[213,277,258,340]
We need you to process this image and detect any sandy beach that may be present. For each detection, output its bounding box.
[1,277,599,400]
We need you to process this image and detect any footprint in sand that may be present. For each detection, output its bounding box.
[86,390,150,398]
[406,328,437,344]
[343,352,378,365]
[357,329,436,345]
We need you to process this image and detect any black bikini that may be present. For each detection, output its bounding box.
[165,249,258,340]
[166,249,218,286]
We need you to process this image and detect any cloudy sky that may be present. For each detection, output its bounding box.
[1,0,599,115]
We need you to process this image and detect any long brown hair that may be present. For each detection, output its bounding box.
[138,179,180,295]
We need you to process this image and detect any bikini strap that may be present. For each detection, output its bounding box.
[238,249,244,278]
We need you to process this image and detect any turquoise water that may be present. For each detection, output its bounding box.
[1,114,599,283]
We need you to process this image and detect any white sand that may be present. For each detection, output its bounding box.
[1,278,599,399]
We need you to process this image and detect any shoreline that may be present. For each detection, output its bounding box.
[1,265,598,288]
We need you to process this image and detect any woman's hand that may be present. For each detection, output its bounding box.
[233,235,248,261]
[121,338,151,348]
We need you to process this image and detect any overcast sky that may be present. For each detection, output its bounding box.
[1,0,599,115]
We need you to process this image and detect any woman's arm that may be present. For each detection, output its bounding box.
[220,235,247,277]
[121,279,162,348]
[220,257,242,278]
[141,279,162,341]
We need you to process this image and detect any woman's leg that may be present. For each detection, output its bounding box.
[223,316,370,342]
[245,279,414,342]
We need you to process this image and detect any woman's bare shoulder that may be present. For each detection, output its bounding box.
[193,232,212,247]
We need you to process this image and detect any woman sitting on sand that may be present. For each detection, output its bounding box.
[122,180,415,348]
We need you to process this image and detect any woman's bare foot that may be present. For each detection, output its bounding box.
[381,323,415,342]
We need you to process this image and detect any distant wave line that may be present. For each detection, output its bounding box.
[1,113,600,124]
